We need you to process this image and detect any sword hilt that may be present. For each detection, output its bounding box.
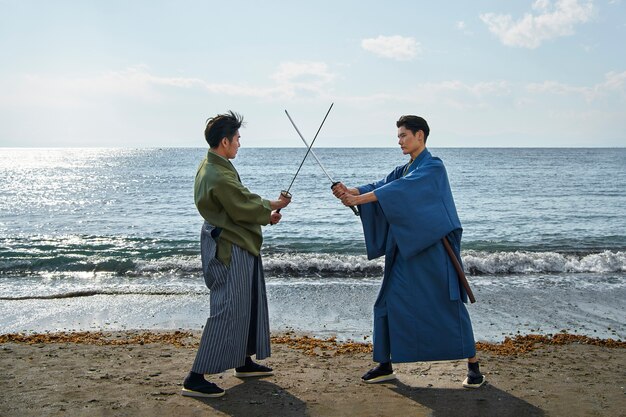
[331,182,359,216]
[275,190,292,213]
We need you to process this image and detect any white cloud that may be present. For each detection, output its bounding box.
[122,61,336,100]
[337,79,512,111]
[480,0,594,48]
[271,62,334,85]
[416,80,512,109]
[340,72,625,113]
[457,21,474,35]
[361,35,420,61]
[526,70,626,100]
[270,61,335,98]
[0,62,338,110]
[422,80,511,96]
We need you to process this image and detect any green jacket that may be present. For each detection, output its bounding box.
[194,151,272,265]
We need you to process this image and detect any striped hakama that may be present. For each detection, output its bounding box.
[191,221,271,375]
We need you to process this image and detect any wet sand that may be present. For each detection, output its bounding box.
[1,331,625,417]
[2,276,624,342]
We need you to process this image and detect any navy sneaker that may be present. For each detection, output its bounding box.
[234,357,274,378]
[462,362,486,388]
[361,364,396,384]
[181,379,225,398]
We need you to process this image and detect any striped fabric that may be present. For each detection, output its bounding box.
[191,221,271,375]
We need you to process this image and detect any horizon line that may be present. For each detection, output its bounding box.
[2,145,626,150]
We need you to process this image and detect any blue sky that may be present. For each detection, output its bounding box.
[0,0,624,147]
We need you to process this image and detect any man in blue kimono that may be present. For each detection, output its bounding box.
[332,115,485,388]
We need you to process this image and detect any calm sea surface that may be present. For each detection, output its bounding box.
[1,147,624,339]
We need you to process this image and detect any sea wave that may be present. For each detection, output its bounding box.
[1,248,624,277]
[462,250,626,275]
[0,289,205,301]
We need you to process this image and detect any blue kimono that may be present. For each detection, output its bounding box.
[357,148,476,363]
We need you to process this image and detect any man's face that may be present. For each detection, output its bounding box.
[397,126,422,156]
[225,131,241,159]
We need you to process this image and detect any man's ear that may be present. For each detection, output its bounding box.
[220,137,229,147]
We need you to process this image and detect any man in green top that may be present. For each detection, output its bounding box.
[182,111,291,398]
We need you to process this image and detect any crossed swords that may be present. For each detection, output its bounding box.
[278,103,359,216]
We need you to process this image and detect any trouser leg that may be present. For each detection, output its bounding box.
[246,256,259,356]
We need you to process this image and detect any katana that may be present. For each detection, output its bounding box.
[277,102,334,213]
[285,109,359,216]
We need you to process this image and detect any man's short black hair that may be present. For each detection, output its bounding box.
[204,111,244,148]
[396,115,430,143]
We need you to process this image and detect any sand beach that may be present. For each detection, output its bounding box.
[1,331,624,417]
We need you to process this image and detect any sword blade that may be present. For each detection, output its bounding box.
[284,110,335,183]
[283,103,334,193]
[284,107,360,217]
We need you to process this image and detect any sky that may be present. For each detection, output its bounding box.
[0,0,624,148]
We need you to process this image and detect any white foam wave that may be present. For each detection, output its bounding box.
[133,255,200,275]
[463,250,626,274]
[263,253,384,277]
[4,250,624,277]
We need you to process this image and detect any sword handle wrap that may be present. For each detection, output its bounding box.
[275,190,292,213]
[331,182,360,216]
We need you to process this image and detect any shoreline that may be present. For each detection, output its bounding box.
[2,276,624,342]
[1,329,624,355]
[2,330,625,416]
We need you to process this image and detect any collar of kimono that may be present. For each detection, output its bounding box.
[206,150,241,182]
[403,148,431,176]
[207,149,237,171]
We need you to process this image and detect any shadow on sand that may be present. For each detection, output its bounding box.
[388,379,545,417]
[191,378,307,417]
[189,376,544,417]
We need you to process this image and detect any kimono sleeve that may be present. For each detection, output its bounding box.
[355,167,403,260]
[213,174,272,225]
[356,198,388,260]
[373,161,458,259]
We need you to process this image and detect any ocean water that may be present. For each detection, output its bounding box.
[1,147,624,341]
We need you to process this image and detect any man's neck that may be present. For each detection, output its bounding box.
[209,148,230,160]
[409,145,426,161]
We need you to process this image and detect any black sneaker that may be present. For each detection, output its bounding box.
[361,364,396,384]
[462,362,486,388]
[234,358,274,378]
[181,381,225,398]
